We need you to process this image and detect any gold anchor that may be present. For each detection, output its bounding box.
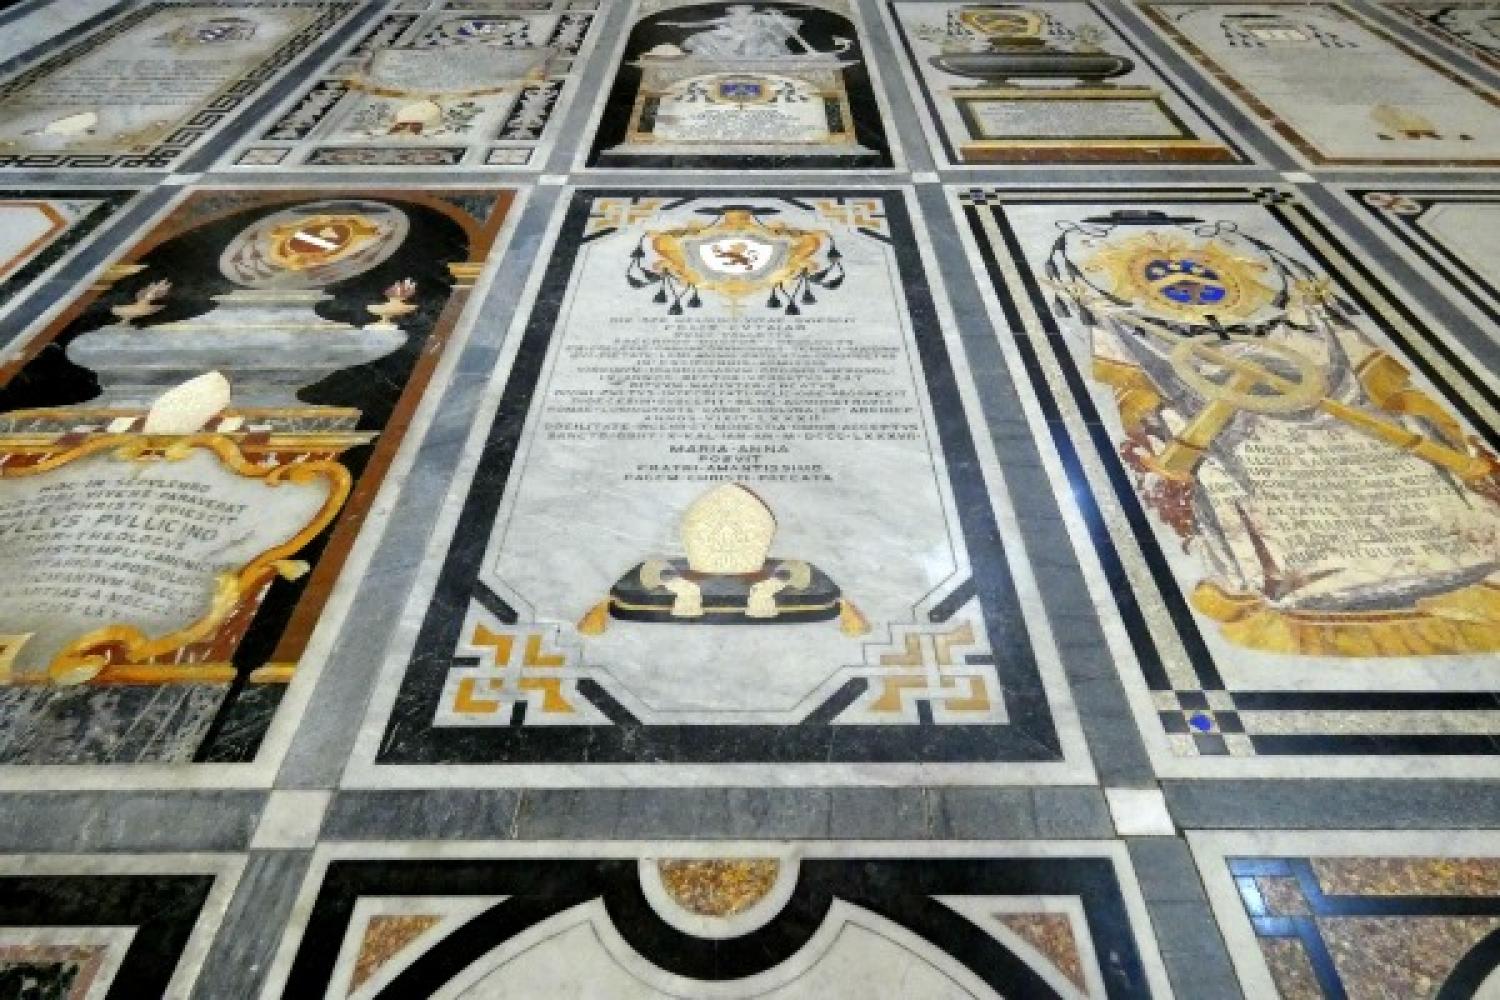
[1147,332,1490,482]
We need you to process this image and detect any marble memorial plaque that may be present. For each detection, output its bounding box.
[0,187,516,781]
[1392,2,1500,70]
[0,191,134,319]
[0,2,356,171]
[1194,831,1500,999]
[356,189,1088,786]
[0,854,242,1000]
[263,842,1170,998]
[1354,188,1500,327]
[229,0,600,170]
[886,1,1242,166]
[586,1,895,170]
[1141,2,1500,166]
[956,185,1500,777]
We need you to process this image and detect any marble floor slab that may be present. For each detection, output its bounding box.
[0,0,1496,997]
[0,187,135,320]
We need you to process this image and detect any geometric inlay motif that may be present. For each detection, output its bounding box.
[1231,856,1500,997]
[266,846,1169,997]
[996,913,1091,995]
[656,859,781,917]
[350,915,442,993]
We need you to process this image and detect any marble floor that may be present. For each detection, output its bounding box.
[0,0,1496,997]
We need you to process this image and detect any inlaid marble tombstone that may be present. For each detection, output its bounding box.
[958,185,1500,776]
[587,1,894,169]
[1141,2,1500,166]
[887,2,1242,165]
[356,190,1088,786]
[1392,2,1500,71]
[0,2,355,170]
[232,0,601,169]
[0,188,514,771]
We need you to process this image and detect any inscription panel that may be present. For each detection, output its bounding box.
[228,0,600,170]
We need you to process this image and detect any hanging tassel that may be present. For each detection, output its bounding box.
[687,288,702,308]
[578,600,610,636]
[767,287,782,309]
[838,600,871,637]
